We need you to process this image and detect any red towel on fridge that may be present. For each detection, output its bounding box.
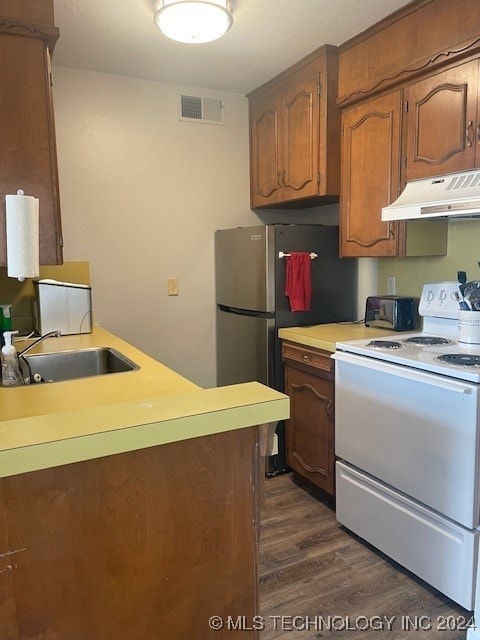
[285,252,312,312]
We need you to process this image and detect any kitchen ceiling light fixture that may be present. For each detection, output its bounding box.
[154,0,233,44]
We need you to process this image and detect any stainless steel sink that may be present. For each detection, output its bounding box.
[21,347,139,383]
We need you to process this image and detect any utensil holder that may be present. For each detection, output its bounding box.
[458,310,480,344]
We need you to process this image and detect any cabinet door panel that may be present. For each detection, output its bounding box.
[405,61,479,180]
[340,91,401,257]
[285,364,334,495]
[250,93,282,207]
[282,75,319,199]
[0,35,62,265]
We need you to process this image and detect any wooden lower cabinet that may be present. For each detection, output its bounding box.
[282,341,335,497]
[0,427,261,639]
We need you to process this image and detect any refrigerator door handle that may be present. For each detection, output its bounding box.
[218,304,274,319]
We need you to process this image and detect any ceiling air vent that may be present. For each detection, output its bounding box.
[178,93,225,125]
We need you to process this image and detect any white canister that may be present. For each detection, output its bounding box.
[458,310,480,344]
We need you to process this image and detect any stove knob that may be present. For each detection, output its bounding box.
[439,289,447,301]
[426,290,435,302]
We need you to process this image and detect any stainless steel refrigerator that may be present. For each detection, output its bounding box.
[215,224,357,475]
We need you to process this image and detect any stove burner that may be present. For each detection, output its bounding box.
[435,353,480,367]
[403,336,453,346]
[366,340,403,350]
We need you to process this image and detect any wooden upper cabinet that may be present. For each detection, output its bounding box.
[248,45,340,209]
[0,15,62,266]
[338,0,480,107]
[404,60,480,181]
[340,91,401,257]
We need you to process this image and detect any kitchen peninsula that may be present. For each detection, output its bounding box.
[0,328,288,639]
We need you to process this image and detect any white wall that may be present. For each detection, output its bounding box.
[53,66,374,387]
[53,67,258,388]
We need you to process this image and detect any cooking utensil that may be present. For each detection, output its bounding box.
[467,286,480,311]
[463,281,479,299]
[454,291,471,310]
[457,270,467,296]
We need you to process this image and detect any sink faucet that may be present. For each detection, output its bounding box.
[17,330,61,358]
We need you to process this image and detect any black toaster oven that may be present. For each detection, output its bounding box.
[364,296,417,331]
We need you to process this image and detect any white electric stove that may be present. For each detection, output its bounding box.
[337,281,480,382]
[333,282,480,613]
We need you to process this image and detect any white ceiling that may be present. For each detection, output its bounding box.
[53,0,413,95]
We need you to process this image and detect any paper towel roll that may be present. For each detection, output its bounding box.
[5,190,40,281]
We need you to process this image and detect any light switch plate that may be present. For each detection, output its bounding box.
[167,278,178,296]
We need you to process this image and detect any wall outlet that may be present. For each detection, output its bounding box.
[167,278,178,296]
[386,276,396,296]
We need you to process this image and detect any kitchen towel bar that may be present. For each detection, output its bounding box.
[278,252,318,259]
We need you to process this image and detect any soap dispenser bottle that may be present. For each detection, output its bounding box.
[0,304,12,348]
[1,330,21,386]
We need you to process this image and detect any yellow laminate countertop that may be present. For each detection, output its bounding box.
[278,322,395,353]
[0,327,289,479]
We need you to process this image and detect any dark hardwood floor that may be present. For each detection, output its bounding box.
[259,473,472,639]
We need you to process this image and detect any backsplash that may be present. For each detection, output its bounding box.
[0,261,90,333]
[378,220,480,297]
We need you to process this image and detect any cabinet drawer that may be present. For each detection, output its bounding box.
[282,341,334,375]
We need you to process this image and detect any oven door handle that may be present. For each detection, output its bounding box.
[333,351,473,394]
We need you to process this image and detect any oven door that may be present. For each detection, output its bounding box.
[334,351,480,529]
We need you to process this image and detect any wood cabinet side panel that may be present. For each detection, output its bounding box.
[43,45,63,263]
[323,51,341,194]
[0,34,62,265]
[0,428,259,639]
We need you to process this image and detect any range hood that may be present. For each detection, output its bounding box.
[382,169,480,221]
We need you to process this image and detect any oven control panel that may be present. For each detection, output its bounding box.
[419,281,461,319]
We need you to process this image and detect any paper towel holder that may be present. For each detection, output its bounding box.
[5,189,40,282]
